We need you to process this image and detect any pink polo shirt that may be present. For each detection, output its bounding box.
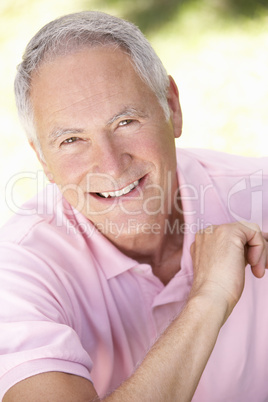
[0,148,268,401]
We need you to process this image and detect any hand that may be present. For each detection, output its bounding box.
[190,222,268,321]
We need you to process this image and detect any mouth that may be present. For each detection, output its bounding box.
[96,179,140,198]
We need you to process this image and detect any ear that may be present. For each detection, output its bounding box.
[29,141,55,183]
[166,75,183,138]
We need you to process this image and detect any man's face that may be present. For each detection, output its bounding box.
[30,46,182,239]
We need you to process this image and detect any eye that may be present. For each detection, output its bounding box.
[118,119,134,127]
[61,137,80,145]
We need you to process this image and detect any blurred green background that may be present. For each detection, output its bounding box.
[1,0,268,226]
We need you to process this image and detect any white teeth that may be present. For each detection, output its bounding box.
[99,180,139,198]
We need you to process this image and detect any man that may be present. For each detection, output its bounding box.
[1,11,268,401]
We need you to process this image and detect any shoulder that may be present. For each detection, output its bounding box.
[176,148,268,231]
[176,147,268,176]
[0,184,100,279]
[0,183,89,247]
[1,183,59,244]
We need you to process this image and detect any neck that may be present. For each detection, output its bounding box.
[109,208,185,285]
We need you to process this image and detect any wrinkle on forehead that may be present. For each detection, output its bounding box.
[31,46,143,99]
[47,84,122,117]
[32,55,135,113]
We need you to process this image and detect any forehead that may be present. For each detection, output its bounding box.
[30,46,156,132]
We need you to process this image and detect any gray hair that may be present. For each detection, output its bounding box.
[14,11,170,153]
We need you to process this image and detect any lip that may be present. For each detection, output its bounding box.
[88,175,147,203]
[98,179,139,198]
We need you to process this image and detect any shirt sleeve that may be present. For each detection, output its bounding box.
[0,242,93,399]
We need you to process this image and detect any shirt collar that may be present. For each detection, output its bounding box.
[73,211,138,279]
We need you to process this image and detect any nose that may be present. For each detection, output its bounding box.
[91,139,132,179]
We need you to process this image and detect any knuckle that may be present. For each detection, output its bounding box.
[239,221,261,233]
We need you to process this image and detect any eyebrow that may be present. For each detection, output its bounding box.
[48,128,85,146]
[48,107,148,145]
[106,107,148,126]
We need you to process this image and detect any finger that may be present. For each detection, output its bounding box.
[247,231,268,278]
[262,231,268,242]
[250,248,266,278]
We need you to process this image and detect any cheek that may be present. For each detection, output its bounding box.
[46,156,87,187]
[60,186,86,212]
[140,125,176,161]
[47,160,87,211]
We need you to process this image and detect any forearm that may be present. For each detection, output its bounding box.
[3,294,228,402]
[103,294,228,402]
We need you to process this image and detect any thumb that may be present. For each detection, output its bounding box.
[243,225,268,278]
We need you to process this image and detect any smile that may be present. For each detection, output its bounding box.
[97,180,140,198]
